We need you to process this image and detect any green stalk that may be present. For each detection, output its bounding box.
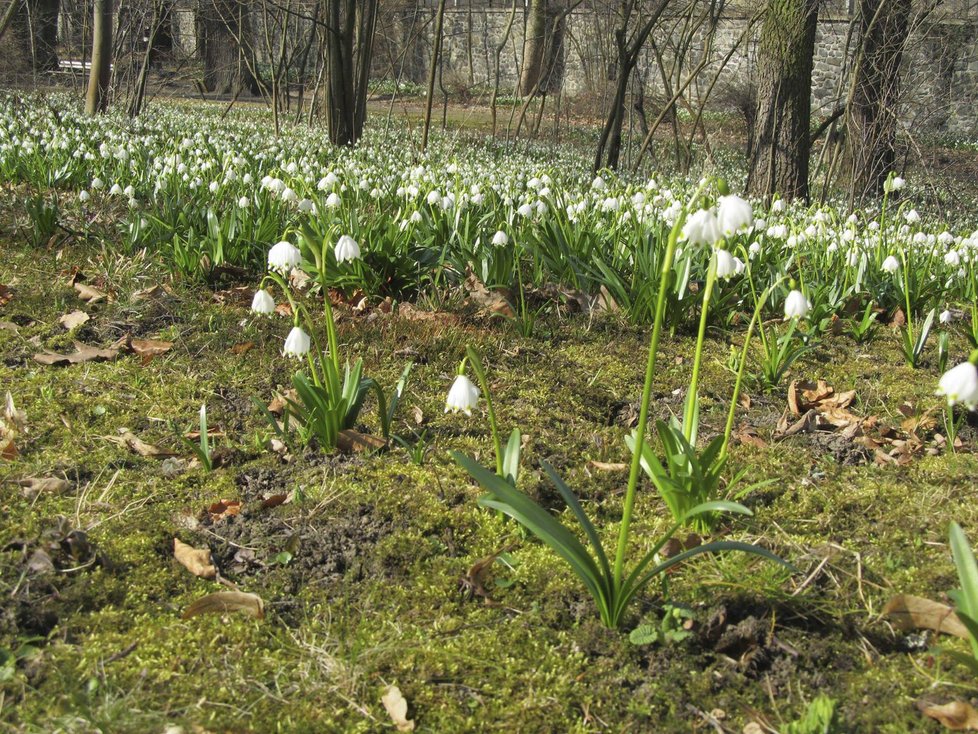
[683,251,718,442]
[613,182,705,590]
[465,348,505,477]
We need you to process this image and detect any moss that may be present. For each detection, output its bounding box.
[2,235,974,733]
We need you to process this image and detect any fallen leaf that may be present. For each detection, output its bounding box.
[589,460,627,471]
[0,321,19,333]
[465,272,514,318]
[230,342,255,355]
[74,282,106,303]
[103,430,176,458]
[173,538,216,579]
[274,302,293,317]
[206,499,242,522]
[882,594,970,639]
[733,424,768,449]
[411,406,424,425]
[19,477,71,498]
[0,284,12,306]
[738,392,751,410]
[130,338,173,359]
[381,686,415,732]
[397,302,457,323]
[34,342,119,366]
[59,310,90,330]
[919,700,978,731]
[260,493,289,509]
[182,591,264,620]
[131,284,168,302]
[336,429,386,453]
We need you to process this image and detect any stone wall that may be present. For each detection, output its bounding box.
[378,2,978,137]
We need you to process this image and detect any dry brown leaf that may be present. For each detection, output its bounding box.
[173,538,216,579]
[103,430,176,458]
[0,284,12,306]
[589,460,627,471]
[59,310,90,330]
[919,700,978,731]
[182,591,264,620]
[206,499,242,521]
[397,302,457,323]
[381,686,415,732]
[733,424,768,449]
[883,594,970,639]
[130,338,173,359]
[74,282,106,303]
[411,406,424,425]
[260,493,289,509]
[131,284,168,302]
[337,429,386,454]
[464,272,514,318]
[34,342,119,366]
[19,477,71,498]
[230,342,255,355]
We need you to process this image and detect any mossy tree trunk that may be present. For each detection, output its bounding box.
[85,0,112,114]
[846,0,911,200]
[746,0,819,202]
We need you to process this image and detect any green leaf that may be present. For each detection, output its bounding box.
[628,624,660,646]
[503,428,521,485]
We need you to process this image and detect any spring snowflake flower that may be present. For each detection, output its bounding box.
[238,196,250,208]
[784,290,810,320]
[445,375,480,416]
[715,249,737,280]
[283,326,311,358]
[885,175,906,193]
[268,241,302,274]
[682,209,722,246]
[325,192,341,208]
[937,361,978,409]
[492,231,509,247]
[717,195,753,236]
[334,235,360,263]
[251,290,275,315]
[881,255,900,273]
[78,190,90,203]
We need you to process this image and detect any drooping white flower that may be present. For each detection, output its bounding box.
[784,290,810,320]
[492,230,509,247]
[78,190,90,203]
[682,208,722,246]
[283,326,311,358]
[238,196,250,208]
[268,241,302,274]
[940,309,953,325]
[717,195,753,236]
[251,289,275,315]
[715,249,737,280]
[937,361,978,409]
[885,175,906,193]
[881,255,900,273]
[325,192,341,208]
[334,235,360,263]
[445,375,480,416]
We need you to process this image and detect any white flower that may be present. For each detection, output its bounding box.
[492,230,509,247]
[784,290,810,320]
[297,198,315,213]
[517,203,533,218]
[281,187,298,203]
[334,235,360,263]
[325,192,341,208]
[717,195,753,236]
[715,249,737,280]
[591,176,606,191]
[881,255,900,273]
[109,183,123,196]
[426,190,441,206]
[445,375,480,416]
[682,209,722,246]
[78,190,90,203]
[885,175,906,193]
[238,196,250,208]
[268,241,302,274]
[283,326,311,358]
[937,361,978,409]
[91,177,104,190]
[251,290,275,315]
[940,309,953,325]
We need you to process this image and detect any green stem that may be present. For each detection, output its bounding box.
[613,181,706,592]
[683,252,718,442]
[466,347,505,477]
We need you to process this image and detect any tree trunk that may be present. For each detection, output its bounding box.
[846,0,911,200]
[747,0,819,202]
[197,0,257,95]
[323,0,377,146]
[421,0,447,152]
[519,0,546,96]
[8,0,59,72]
[85,0,112,114]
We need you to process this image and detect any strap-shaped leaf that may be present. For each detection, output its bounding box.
[616,540,789,621]
[539,459,612,587]
[951,523,978,620]
[503,428,522,486]
[451,451,609,612]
